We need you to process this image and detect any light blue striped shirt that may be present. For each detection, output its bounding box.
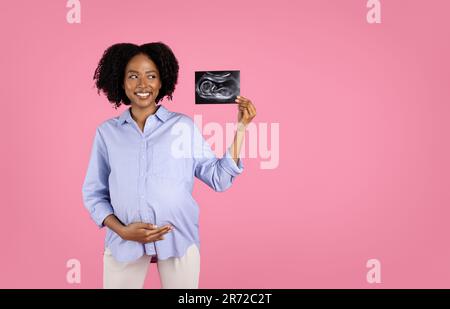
[82,105,244,263]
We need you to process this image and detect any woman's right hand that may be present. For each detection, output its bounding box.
[120,222,173,244]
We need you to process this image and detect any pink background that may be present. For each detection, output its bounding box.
[1,0,449,288]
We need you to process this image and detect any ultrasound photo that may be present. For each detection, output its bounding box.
[195,70,240,104]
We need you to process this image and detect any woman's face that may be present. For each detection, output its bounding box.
[123,53,162,108]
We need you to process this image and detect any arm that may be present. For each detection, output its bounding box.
[230,122,246,165]
[230,95,257,165]
[103,214,126,236]
[103,213,173,243]
[193,96,256,191]
[192,123,243,192]
[82,128,114,228]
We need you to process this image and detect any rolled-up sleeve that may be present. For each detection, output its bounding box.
[192,123,244,192]
[82,128,114,228]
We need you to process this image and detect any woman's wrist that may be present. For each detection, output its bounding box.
[237,122,247,132]
[104,214,128,238]
[117,224,128,239]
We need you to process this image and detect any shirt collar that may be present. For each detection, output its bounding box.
[119,105,171,125]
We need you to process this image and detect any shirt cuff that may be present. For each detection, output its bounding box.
[91,202,114,229]
[219,147,244,176]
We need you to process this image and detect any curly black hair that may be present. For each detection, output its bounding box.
[93,42,179,109]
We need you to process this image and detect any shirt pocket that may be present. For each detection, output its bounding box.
[150,144,188,180]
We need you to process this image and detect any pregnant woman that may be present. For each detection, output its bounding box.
[82,42,256,289]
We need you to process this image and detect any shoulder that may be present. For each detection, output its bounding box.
[165,109,199,132]
[92,114,122,138]
[98,115,120,131]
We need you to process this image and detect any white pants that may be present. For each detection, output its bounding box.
[103,243,200,289]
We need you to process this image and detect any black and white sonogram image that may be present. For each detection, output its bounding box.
[195,70,240,104]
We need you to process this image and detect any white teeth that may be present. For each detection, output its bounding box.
[136,92,150,97]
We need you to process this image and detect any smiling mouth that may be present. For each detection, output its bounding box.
[135,92,152,99]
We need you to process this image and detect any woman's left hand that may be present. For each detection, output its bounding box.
[235,95,257,126]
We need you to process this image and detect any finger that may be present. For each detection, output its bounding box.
[145,226,169,236]
[147,231,169,242]
[157,225,173,232]
[134,222,150,229]
[236,95,249,101]
[157,228,172,236]
[243,101,254,113]
[248,104,257,116]
[240,105,252,114]
[235,96,249,103]
[136,222,158,230]
[151,224,172,232]
[243,108,250,119]
[237,102,249,108]
[147,227,171,237]
[145,228,163,236]
[235,99,249,105]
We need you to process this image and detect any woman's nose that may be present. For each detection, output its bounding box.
[138,78,149,87]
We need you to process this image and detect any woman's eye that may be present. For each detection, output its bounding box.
[128,75,156,79]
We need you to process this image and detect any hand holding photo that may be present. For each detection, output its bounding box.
[195,70,240,104]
